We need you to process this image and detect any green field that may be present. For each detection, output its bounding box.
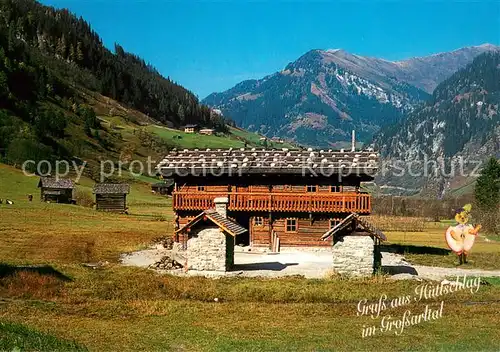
[384,224,500,269]
[0,321,86,351]
[1,164,500,351]
[147,125,297,150]
[229,126,297,149]
[148,125,246,149]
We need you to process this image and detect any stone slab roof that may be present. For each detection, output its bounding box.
[176,209,247,237]
[157,148,378,177]
[38,177,74,189]
[92,183,130,194]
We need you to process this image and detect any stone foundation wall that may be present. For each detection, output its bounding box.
[187,227,232,271]
[331,236,374,277]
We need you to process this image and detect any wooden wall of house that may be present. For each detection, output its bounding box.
[271,218,332,247]
[249,215,343,247]
[176,214,200,244]
[249,215,271,246]
[173,174,367,193]
[96,194,127,212]
[177,185,229,192]
[176,212,348,248]
[176,184,359,194]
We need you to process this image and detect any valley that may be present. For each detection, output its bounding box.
[0,1,499,351]
[203,44,498,149]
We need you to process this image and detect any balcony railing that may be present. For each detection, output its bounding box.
[173,191,371,214]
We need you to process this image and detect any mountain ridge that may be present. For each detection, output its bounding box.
[203,44,499,148]
[373,51,500,196]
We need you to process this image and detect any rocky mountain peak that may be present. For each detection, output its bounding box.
[203,44,499,149]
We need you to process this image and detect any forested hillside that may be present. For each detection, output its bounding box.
[0,0,226,127]
[374,52,500,196]
[0,0,232,168]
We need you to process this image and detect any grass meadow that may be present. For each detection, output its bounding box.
[148,125,296,150]
[1,163,500,351]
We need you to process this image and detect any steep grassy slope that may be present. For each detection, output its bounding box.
[2,83,283,185]
[1,0,255,178]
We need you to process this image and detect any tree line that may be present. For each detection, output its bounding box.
[373,157,500,235]
[0,0,231,130]
[474,157,500,234]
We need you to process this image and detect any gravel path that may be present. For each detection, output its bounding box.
[381,252,500,280]
[120,247,500,280]
[411,265,500,280]
[121,248,166,268]
[233,251,333,279]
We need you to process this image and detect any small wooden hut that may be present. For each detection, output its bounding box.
[151,180,174,195]
[38,177,74,203]
[93,183,130,212]
[199,128,214,136]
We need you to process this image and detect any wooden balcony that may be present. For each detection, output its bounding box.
[173,192,371,214]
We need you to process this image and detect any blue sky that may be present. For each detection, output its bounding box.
[41,1,499,99]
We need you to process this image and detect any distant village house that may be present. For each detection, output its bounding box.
[183,124,198,133]
[199,128,214,136]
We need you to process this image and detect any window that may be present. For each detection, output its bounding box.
[330,219,340,229]
[197,186,205,191]
[306,185,317,192]
[331,185,343,192]
[286,218,297,232]
[254,217,263,226]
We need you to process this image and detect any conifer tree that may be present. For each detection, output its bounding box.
[475,157,500,210]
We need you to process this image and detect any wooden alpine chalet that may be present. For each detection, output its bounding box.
[157,147,378,249]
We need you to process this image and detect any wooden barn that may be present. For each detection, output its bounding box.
[38,177,74,203]
[93,183,130,212]
[151,180,174,195]
[156,147,379,250]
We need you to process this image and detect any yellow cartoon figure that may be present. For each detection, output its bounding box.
[445,204,481,265]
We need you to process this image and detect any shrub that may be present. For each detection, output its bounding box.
[74,189,94,208]
[474,209,500,235]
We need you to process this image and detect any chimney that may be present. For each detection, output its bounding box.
[351,130,356,152]
[214,197,229,218]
